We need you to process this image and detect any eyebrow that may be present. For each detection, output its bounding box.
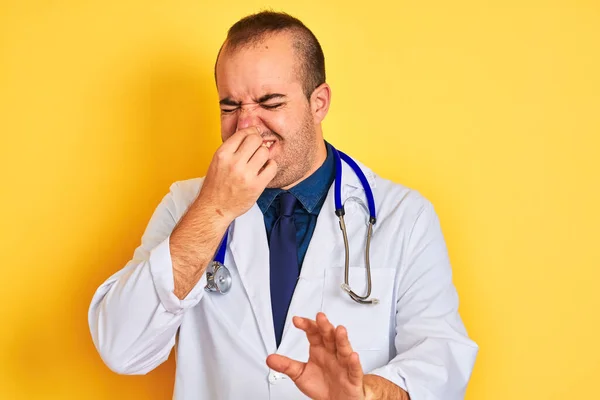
[219,93,287,106]
[257,93,287,103]
[219,97,240,106]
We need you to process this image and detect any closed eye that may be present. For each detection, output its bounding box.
[261,103,284,110]
[221,107,239,114]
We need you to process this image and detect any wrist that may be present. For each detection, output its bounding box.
[363,374,410,400]
[192,194,235,228]
[363,376,378,400]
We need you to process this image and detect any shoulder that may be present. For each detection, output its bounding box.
[345,156,437,229]
[160,176,206,218]
[374,175,430,209]
[168,176,205,198]
[370,172,437,232]
[348,156,432,218]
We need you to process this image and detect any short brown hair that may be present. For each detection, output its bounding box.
[215,11,326,99]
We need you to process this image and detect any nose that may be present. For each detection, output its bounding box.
[236,104,262,131]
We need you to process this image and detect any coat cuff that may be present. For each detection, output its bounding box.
[366,364,409,394]
[148,236,207,314]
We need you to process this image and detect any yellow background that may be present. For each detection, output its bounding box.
[1,0,599,399]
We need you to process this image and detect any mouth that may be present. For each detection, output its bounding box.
[262,139,276,150]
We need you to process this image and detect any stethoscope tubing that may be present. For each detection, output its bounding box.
[207,145,379,305]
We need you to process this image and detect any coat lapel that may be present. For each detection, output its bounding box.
[229,204,276,355]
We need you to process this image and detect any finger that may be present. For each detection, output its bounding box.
[257,159,278,184]
[220,126,262,153]
[247,145,270,174]
[266,354,306,381]
[234,131,264,162]
[316,312,336,354]
[347,352,364,386]
[293,316,323,346]
[335,325,354,359]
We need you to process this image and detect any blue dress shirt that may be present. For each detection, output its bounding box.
[257,141,335,268]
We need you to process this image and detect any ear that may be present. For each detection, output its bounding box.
[310,83,331,124]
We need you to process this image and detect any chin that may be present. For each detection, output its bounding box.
[265,179,284,189]
[266,172,295,190]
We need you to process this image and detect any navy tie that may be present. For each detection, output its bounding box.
[270,192,299,348]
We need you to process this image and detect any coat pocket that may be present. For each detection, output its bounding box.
[321,266,396,351]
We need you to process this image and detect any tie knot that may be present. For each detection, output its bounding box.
[278,192,297,217]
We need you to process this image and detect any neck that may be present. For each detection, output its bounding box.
[282,139,327,190]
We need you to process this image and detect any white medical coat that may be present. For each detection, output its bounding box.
[88,160,478,399]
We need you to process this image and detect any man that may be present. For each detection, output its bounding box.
[88,11,478,400]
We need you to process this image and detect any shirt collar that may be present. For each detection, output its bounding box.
[257,141,335,214]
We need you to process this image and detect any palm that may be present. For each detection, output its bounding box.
[294,345,362,399]
[267,313,365,400]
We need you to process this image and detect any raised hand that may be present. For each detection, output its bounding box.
[266,313,366,400]
[170,126,278,299]
[198,125,278,221]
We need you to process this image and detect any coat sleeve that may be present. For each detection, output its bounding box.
[87,181,208,375]
[367,197,479,399]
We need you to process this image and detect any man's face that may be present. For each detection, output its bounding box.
[215,33,320,189]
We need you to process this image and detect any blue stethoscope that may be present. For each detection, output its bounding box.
[204,146,379,305]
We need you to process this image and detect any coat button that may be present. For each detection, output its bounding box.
[268,371,284,384]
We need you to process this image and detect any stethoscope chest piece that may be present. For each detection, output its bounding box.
[204,261,232,294]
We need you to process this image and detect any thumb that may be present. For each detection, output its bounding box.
[266,354,306,381]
